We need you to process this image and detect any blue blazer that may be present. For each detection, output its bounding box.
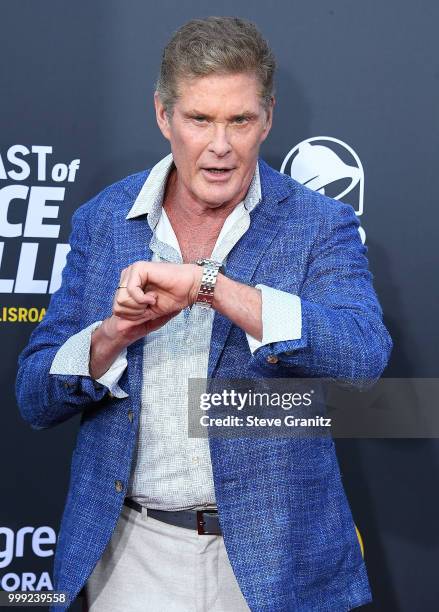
[16,157,392,611]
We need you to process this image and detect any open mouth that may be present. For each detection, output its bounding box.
[202,167,235,177]
[205,168,231,173]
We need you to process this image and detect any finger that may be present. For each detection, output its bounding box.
[143,293,157,305]
[116,287,157,309]
[118,270,126,285]
[114,298,153,316]
[114,303,155,317]
[115,308,157,322]
[123,267,154,305]
[142,290,158,302]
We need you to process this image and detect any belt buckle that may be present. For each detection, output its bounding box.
[196,509,220,535]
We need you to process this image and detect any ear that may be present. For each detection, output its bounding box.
[260,96,275,143]
[154,91,171,141]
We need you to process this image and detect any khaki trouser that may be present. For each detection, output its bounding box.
[82,503,250,612]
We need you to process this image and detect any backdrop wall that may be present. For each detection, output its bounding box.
[1,2,438,610]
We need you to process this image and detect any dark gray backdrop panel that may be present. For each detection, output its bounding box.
[1,1,438,610]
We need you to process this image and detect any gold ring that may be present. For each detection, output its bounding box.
[117,285,127,289]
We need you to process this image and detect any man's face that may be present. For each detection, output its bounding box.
[154,72,274,209]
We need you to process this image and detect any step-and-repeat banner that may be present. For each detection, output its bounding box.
[1,2,438,610]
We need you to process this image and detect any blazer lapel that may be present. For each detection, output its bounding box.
[207,160,293,376]
[113,212,154,270]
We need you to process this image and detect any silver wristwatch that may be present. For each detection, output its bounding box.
[194,259,224,308]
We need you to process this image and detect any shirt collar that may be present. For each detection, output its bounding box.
[126,152,261,221]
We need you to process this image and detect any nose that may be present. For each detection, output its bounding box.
[208,123,233,157]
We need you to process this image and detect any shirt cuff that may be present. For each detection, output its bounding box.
[49,321,129,398]
[246,284,302,354]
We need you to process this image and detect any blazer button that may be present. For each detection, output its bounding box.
[127,410,134,423]
[266,354,279,364]
[115,480,124,493]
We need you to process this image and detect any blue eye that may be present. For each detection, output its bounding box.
[234,117,248,124]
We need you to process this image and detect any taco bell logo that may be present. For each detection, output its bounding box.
[280,137,366,243]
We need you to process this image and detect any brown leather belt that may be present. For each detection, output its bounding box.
[123,497,222,535]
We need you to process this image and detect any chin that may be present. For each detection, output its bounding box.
[201,198,230,209]
[197,189,234,207]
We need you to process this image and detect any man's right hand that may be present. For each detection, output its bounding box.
[89,310,179,380]
[90,264,189,380]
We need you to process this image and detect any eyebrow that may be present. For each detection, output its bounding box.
[183,110,259,120]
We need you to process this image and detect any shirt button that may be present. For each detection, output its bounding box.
[107,391,115,399]
[115,480,124,493]
[191,456,199,464]
[127,410,134,423]
[266,355,279,364]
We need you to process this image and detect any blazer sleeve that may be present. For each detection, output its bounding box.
[15,193,117,430]
[248,201,393,389]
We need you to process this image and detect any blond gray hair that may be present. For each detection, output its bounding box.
[155,16,276,118]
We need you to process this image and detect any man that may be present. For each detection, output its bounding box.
[16,16,392,612]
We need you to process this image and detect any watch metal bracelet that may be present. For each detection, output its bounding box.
[194,259,223,308]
